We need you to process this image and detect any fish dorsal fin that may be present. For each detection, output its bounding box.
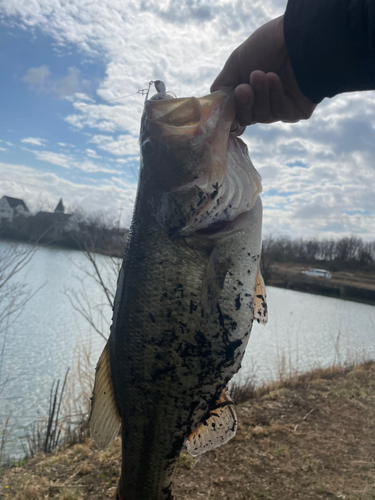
[254,268,268,325]
[90,341,121,452]
[184,389,237,457]
[201,247,231,317]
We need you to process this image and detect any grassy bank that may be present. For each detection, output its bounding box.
[1,361,375,499]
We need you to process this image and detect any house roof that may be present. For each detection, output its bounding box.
[55,198,65,213]
[1,196,29,212]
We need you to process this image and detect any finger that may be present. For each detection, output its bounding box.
[235,83,253,103]
[267,72,286,120]
[234,84,255,126]
[250,71,272,123]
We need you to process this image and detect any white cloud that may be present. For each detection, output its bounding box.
[21,137,47,146]
[65,100,143,134]
[116,158,134,164]
[76,160,118,173]
[22,65,50,88]
[22,65,90,98]
[33,150,72,169]
[31,148,121,174]
[89,134,139,156]
[85,148,101,158]
[1,0,375,239]
[69,93,95,103]
[3,0,279,137]
[248,130,375,239]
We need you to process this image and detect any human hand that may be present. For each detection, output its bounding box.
[211,16,317,126]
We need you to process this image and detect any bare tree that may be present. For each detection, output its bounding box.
[64,215,127,341]
[64,248,121,341]
[261,236,275,285]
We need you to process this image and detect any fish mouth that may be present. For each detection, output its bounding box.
[141,90,236,193]
[141,89,262,236]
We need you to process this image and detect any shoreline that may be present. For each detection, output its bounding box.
[266,262,375,306]
[1,236,374,305]
[0,235,126,259]
[269,281,375,306]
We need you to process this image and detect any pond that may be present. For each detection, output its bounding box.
[1,240,374,460]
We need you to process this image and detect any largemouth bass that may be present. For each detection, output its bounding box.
[90,82,267,500]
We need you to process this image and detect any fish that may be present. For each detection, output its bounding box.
[90,81,268,500]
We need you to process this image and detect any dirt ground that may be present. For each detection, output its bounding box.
[1,362,375,500]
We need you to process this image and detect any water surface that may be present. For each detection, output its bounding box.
[1,240,374,460]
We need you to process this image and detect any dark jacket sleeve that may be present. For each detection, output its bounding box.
[284,0,375,103]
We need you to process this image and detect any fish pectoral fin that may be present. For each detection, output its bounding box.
[184,389,237,457]
[254,268,268,325]
[201,247,231,317]
[90,341,121,452]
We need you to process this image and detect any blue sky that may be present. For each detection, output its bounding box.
[0,0,374,238]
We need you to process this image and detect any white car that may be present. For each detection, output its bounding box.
[302,268,332,279]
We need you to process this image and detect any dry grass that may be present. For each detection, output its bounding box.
[1,361,375,499]
[61,340,95,446]
[230,327,360,406]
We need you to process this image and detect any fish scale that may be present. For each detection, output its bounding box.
[90,84,267,499]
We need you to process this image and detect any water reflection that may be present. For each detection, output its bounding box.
[236,286,375,385]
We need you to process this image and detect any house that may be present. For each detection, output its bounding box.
[55,198,65,213]
[0,195,30,223]
[31,198,79,240]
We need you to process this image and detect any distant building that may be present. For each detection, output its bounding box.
[32,199,79,239]
[55,198,65,213]
[0,195,30,223]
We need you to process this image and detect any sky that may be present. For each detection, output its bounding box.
[0,0,374,239]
